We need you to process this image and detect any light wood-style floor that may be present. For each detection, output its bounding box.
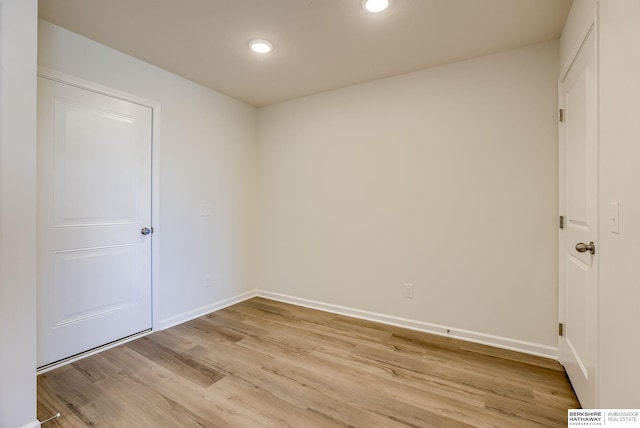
[38,297,579,427]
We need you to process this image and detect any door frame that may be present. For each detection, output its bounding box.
[557,8,599,407]
[36,67,162,368]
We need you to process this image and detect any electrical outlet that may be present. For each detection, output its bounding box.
[204,274,213,288]
[404,283,414,299]
[199,203,212,217]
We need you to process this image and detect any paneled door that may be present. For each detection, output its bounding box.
[37,76,153,368]
[558,25,598,408]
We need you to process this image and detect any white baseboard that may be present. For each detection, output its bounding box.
[157,290,257,330]
[255,290,558,360]
[20,420,41,428]
[155,288,557,360]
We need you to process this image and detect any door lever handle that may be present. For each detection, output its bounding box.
[575,241,595,255]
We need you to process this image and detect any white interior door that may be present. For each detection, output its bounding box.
[558,26,598,408]
[37,76,153,368]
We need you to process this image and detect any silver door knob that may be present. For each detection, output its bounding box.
[575,241,595,255]
[141,227,152,236]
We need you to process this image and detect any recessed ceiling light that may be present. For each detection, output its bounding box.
[249,39,273,54]
[363,0,389,13]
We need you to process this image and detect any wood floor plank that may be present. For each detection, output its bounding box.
[38,297,579,427]
[126,336,225,387]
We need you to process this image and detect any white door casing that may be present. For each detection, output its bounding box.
[37,75,153,368]
[558,25,598,408]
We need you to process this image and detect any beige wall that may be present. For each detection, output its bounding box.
[257,41,560,353]
[0,0,38,427]
[38,21,259,328]
[597,0,640,408]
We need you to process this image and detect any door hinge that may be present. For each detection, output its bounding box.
[559,109,564,122]
[559,215,564,230]
[559,323,564,337]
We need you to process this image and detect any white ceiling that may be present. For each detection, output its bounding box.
[38,0,573,107]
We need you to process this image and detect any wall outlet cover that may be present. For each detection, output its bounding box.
[404,284,414,299]
[199,203,212,217]
[204,274,213,288]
